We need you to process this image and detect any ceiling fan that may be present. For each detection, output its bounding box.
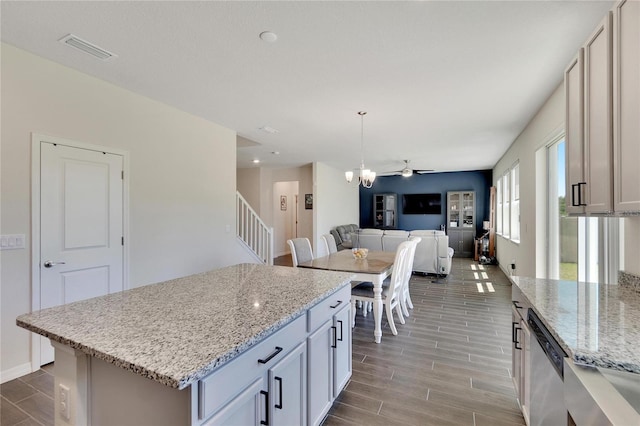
[379,160,434,177]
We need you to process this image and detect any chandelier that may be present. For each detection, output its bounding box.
[345,111,376,188]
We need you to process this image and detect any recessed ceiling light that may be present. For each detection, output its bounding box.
[259,31,278,43]
[252,159,260,164]
[259,126,279,134]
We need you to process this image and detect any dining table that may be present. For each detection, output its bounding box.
[297,249,395,343]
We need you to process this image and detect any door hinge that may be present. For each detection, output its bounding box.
[121,236,124,246]
[121,170,124,180]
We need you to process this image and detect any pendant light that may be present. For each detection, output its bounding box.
[345,111,376,188]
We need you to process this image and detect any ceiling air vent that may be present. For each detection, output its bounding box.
[58,34,116,61]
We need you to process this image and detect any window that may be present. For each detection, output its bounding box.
[544,137,623,283]
[502,171,510,238]
[496,179,502,235]
[510,163,520,242]
[496,163,519,243]
[496,179,503,235]
[547,138,577,279]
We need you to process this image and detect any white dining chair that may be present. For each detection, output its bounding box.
[321,234,338,255]
[287,237,314,267]
[350,240,412,335]
[400,236,421,317]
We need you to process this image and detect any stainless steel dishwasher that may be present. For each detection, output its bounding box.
[528,309,569,426]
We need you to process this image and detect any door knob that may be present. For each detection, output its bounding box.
[43,261,66,268]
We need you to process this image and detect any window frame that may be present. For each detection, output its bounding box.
[496,161,519,243]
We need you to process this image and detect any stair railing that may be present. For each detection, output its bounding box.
[236,192,274,265]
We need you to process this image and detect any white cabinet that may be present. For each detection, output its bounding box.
[584,12,614,214]
[270,342,307,426]
[565,1,640,215]
[205,342,307,426]
[613,0,640,212]
[198,315,307,426]
[198,284,352,426]
[203,378,266,426]
[565,13,613,214]
[564,51,585,215]
[333,304,352,397]
[511,288,531,425]
[307,319,334,426]
[307,295,352,426]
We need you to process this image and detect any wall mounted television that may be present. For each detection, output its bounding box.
[402,193,442,215]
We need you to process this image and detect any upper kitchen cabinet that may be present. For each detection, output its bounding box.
[565,50,585,215]
[613,0,640,213]
[565,1,640,216]
[583,12,613,214]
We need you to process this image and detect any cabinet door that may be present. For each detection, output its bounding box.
[448,229,461,256]
[613,0,640,212]
[520,319,531,426]
[565,51,586,215]
[511,306,522,401]
[461,232,475,258]
[448,192,461,227]
[584,12,613,214]
[202,377,266,426]
[461,192,475,228]
[307,319,333,426]
[333,305,352,398]
[270,342,307,426]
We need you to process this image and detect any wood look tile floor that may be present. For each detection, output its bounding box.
[322,257,525,426]
[1,257,523,426]
[1,363,54,426]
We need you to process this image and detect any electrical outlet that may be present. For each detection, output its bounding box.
[59,384,70,420]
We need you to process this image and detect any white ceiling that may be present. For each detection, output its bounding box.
[1,1,614,174]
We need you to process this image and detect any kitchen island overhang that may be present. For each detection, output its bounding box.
[17,263,355,425]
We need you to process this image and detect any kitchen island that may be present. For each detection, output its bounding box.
[17,263,354,426]
[510,276,640,425]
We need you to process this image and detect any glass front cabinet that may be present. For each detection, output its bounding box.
[373,193,397,229]
[447,191,475,257]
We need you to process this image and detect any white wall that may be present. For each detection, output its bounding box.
[272,181,299,256]
[493,82,640,278]
[236,167,262,215]
[237,165,314,253]
[0,44,253,380]
[238,163,358,259]
[493,84,565,277]
[313,162,359,257]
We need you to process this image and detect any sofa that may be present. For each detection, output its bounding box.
[351,228,454,276]
[330,224,358,250]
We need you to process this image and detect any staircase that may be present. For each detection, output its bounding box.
[236,192,274,265]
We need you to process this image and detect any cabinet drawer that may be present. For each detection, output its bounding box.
[307,284,351,332]
[198,314,306,421]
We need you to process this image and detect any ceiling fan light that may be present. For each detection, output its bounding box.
[401,168,413,177]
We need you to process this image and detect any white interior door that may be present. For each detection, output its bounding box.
[39,142,124,364]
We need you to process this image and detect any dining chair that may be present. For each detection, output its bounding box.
[400,236,421,317]
[321,234,338,255]
[350,240,412,335]
[287,238,314,267]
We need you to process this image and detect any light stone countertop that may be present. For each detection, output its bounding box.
[17,264,353,389]
[510,276,640,374]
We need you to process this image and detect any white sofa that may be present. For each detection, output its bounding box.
[353,228,454,276]
[409,230,454,276]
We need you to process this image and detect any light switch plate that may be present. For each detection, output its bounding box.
[0,234,26,250]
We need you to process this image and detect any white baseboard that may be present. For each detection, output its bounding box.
[1,362,33,383]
